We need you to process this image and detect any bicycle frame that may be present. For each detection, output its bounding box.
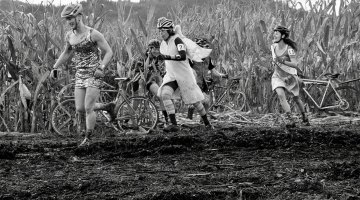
[208,78,239,111]
[113,78,157,130]
[339,77,360,86]
[301,78,348,110]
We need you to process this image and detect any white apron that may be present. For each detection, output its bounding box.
[158,34,204,104]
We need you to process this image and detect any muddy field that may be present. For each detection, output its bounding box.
[1,114,360,200]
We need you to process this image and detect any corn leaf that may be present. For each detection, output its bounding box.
[19,76,30,110]
[130,28,145,58]
[303,16,312,39]
[343,14,348,37]
[7,35,16,62]
[138,16,148,37]
[30,71,50,133]
[259,20,267,33]
[323,25,330,49]
[0,80,19,106]
[334,14,342,37]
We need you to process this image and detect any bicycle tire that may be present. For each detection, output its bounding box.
[116,96,158,132]
[324,86,359,111]
[57,83,75,101]
[51,99,77,136]
[227,91,246,111]
[52,98,121,136]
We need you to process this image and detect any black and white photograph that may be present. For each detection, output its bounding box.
[0,0,360,199]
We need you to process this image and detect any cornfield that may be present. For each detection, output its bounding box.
[0,0,359,133]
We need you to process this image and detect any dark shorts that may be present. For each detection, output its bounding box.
[164,80,179,91]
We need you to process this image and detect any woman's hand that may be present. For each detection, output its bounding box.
[220,73,228,79]
[94,68,105,79]
[50,69,59,79]
[275,57,286,64]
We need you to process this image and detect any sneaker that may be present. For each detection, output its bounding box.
[187,107,195,119]
[204,124,214,130]
[302,118,311,126]
[79,130,86,137]
[285,113,296,128]
[285,122,296,128]
[79,137,90,147]
[163,124,179,132]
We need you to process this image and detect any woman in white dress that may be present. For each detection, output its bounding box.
[271,26,310,127]
[156,17,213,132]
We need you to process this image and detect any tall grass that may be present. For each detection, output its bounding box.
[0,0,359,133]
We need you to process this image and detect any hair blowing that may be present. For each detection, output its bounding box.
[283,37,298,52]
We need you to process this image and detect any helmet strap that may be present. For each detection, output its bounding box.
[73,18,78,31]
[274,38,282,43]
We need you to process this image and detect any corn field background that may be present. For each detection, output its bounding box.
[0,0,359,133]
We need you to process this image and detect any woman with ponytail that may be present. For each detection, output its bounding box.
[271,26,310,127]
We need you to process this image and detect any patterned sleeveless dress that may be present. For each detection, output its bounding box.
[69,29,102,89]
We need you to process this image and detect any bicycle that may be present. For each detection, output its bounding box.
[207,77,247,113]
[268,73,359,113]
[51,77,159,136]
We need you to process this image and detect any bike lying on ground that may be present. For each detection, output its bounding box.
[51,78,159,136]
[268,73,359,113]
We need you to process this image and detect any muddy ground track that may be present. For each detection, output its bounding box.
[1,123,360,199]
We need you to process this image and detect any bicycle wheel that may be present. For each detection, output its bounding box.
[116,96,158,132]
[324,86,359,111]
[57,83,75,101]
[227,91,246,111]
[302,84,323,113]
[51,99,77,136]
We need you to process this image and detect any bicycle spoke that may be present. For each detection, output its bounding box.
[116,96,158,132]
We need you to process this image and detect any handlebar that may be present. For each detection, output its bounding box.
[114,77,130,81]
[323,73,340,79]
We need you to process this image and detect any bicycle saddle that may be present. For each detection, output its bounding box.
[324,73,340,79]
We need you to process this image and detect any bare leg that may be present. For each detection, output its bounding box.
[293,95,310,125]
[75,88,86,135]
[161,85,178,132]
[84,87,100,130]
[193,101,212,128]
[275,87,295,127]
[149,83,168,123]
[293,95,305,113]
[275,87,291,113]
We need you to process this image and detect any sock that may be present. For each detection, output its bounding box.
[301,112,308,121]
[187,106,195,119]
[169,114,177,125]
[193,102,206,116]
[85,129,94,139]
[201,114,210,126]
[162,111,168,122]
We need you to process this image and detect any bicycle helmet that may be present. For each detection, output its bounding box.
[195,38,210,48]
[273,26,290,38]
[148,39,160,48]
[157,17,174,29]
[61,4,83,18]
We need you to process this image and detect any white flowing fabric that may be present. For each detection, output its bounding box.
[174,25,212,62]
